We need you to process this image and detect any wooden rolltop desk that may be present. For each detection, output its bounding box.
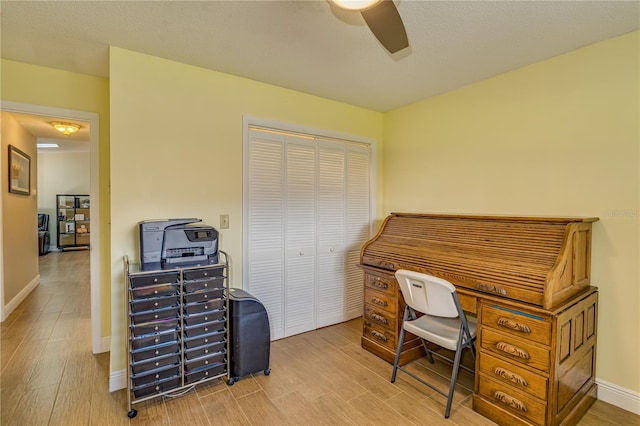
[360,213,599,426]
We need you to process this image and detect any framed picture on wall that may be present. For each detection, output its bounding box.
[8,145,31,195]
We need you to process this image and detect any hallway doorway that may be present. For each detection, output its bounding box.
[0,101,103,354]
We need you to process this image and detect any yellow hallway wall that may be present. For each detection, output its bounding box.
[109,47,383,374]
[383,31,639,394]
[1,112,38,307]
[1,59,111,338]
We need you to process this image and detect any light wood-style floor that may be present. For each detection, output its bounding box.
[1,250,638,425]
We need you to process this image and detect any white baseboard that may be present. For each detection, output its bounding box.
[1,274,40,322]
[109,369,127,392]
[596,378,640,415]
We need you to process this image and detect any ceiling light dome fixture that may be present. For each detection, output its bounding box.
[51,121,80,135]
[330,0,383,11]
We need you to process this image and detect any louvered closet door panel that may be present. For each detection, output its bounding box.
[316,140,346,327]
[247,130,285,340]
[284,136,316,337]
[345,144,371,320]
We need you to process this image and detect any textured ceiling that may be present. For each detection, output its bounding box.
[8,112,90,152]
[1,0,639,112]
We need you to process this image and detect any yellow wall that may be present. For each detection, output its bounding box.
[1,60,111,337]
[383,31,639,392]
[109,47,384,373]
[1,112,38,305]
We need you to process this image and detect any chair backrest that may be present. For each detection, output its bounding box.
[38,213,49,231]
[395,269,458,318]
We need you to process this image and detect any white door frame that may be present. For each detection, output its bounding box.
[0,100,103,354]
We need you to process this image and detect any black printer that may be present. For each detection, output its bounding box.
[138,218,219,270]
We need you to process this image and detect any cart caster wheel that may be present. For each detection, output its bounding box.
[264,368,271,376]
[127,409,137,419]
[227,377,235,386]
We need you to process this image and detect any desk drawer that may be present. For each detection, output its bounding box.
[130,318,180,337]
[184,330,226,350]
[185,351,226,372]
[363,321,395,351]
[183,309,225,326]
[131,364,181,387]
[478,375,546,426]
[185,343,225,360]
[365,272,396,294]
[481,328,550,373]
[364,305,396,331]
[183,289,225,304]
[183,267,224,281]
[184,319,226,338]
[131,353,180,375]
[184,362,226,384]
[130,295,179,313]
[131,306,180,325]
[131,283,179,299]
[183,299,225,315]
[183,277,225,293]
[130,272,180,288]
[478,351,548,400]
[481,304,551,346]
[132,376,181,398]
[131,341,180,363]
[364,288,395,315]
[131,329,179,350]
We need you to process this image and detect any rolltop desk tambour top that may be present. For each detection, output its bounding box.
[359,213,599,426]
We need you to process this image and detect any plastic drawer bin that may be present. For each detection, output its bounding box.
[227,288,271,385]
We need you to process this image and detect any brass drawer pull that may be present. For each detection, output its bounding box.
[372,278,388,290]
[371,297,388,307]
[494,367,529,386]
[370,330,387,342]
[477,283,507,296]
[493,391,528,412]
[374,261,394,270]
[370,313,388,324]
[497,317,531,333]
[496,341,530,359]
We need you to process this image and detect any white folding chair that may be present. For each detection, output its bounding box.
[391,269,477,419]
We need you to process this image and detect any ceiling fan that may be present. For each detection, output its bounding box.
[329,0,409,54]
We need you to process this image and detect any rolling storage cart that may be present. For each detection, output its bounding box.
[227,288,270,385]
[124,252,229,418]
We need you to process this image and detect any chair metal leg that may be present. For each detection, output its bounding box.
[421,339,435,364]
[444,334,466,418]
[444,345,464,418]
[391,326,406,383]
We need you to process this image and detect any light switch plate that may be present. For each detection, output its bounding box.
[220,214,229,229]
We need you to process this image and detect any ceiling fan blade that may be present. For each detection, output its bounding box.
[361,0,408,54]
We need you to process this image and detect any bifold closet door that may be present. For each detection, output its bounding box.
[345,144,370,320]
[283,136,317,337]
[246,127,371,340]
[316,140,346,328]
[246,130,285,340]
